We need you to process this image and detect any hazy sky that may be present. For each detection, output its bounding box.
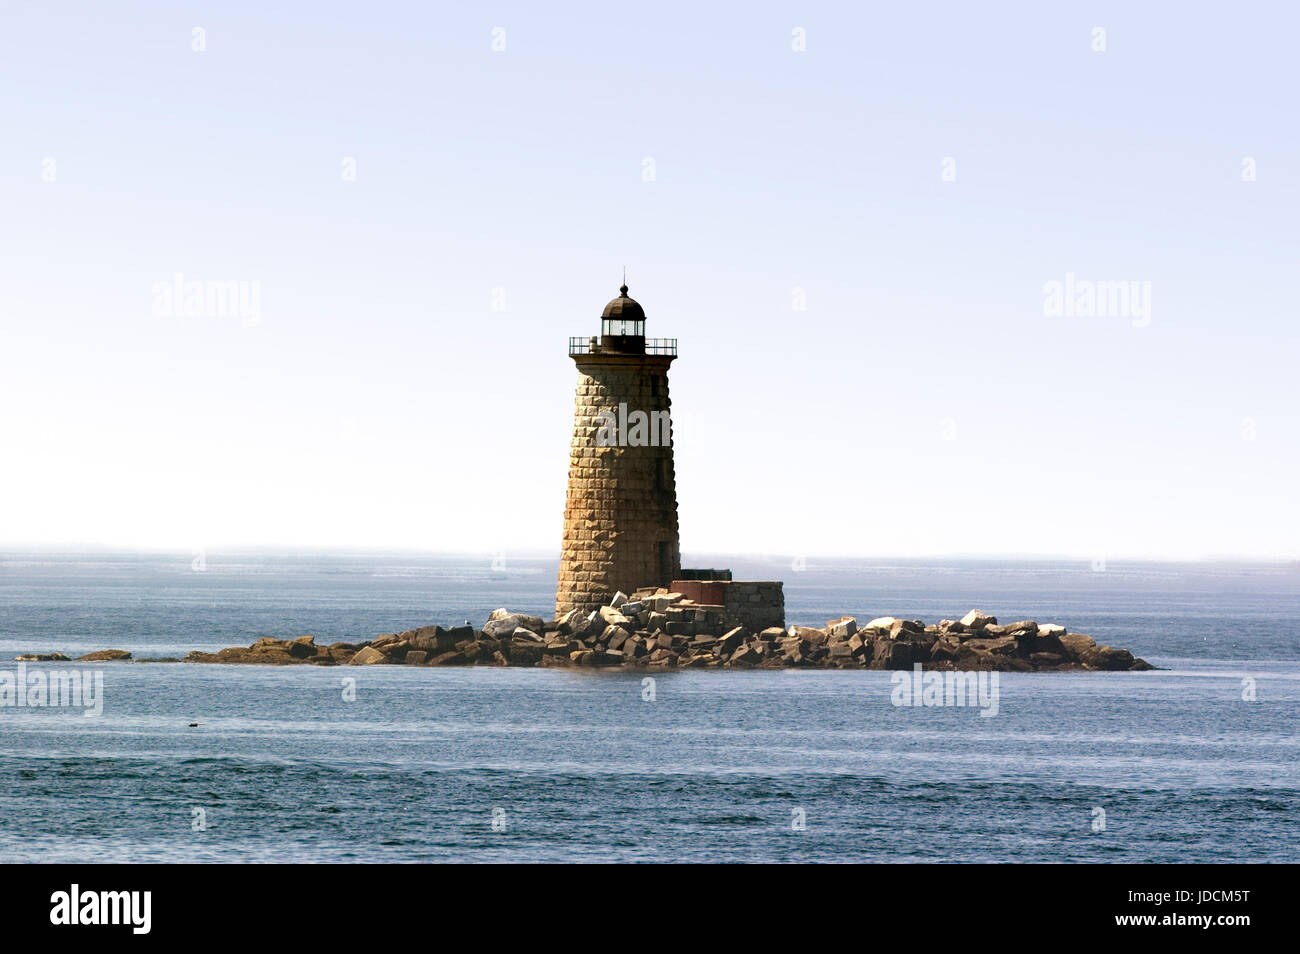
[1,1,1296,560]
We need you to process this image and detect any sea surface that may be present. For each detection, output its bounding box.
[1,550,1297,863]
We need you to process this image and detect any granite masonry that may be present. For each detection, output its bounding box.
[555,283,681,618]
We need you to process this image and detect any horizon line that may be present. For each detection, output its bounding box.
[2,542,1297,566]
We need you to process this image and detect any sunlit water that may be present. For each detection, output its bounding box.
[2,552,1297,862]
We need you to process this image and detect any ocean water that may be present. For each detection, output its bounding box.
[1,551,1298,863]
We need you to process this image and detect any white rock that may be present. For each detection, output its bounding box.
[827,617,858,638]
[960,609,996,629]
[599,605,633,627]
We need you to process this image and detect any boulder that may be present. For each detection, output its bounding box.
[598,605,633,628]
[863,617,896,632]
[827,616,858,638]
[871,639,916,670]
[1058,632,1096,661]
[429,650,470,666]
[212,647,256,663]
[646,648,678,668]
[406,626,472,653]
[954,644,997,670]
[552,609,582,634]
[513,613,546,634]
[287,636,317,659]
[76,649,131,662]
[727,646,761,667]
[1038,623,1067,637]
[348,646,388,665]
[573,612,605,640]
[1011,630,1039,655]
[460,640,497,662]
[508,642,544,667]
[930,637,961,663]
[780,636,809,659]
[960,609,996,630]
[888,618,923,639]
[404,651,429,666]
[1081,645,1135,671]
[483,614,543,640]
[1033,630,1066,655]
[964,636,1018,656]
[717,627,749,655]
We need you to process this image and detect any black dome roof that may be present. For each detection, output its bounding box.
[601,284,645,322]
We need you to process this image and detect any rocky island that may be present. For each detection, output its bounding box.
[52,587,1152,672]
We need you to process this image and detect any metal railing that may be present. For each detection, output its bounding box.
[569,336,677,356]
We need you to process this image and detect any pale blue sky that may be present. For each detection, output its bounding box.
[1,1,1296,559]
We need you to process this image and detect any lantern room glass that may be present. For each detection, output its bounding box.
[602,317,644,337]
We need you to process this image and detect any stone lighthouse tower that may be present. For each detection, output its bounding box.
[556,283,681,617]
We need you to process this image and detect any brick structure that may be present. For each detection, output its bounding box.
[555,284,681,616]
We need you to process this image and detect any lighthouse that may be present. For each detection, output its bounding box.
[555,283,681,617]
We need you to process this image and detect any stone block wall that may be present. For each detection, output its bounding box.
[722,581,785,632]
[555,354,680,617]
